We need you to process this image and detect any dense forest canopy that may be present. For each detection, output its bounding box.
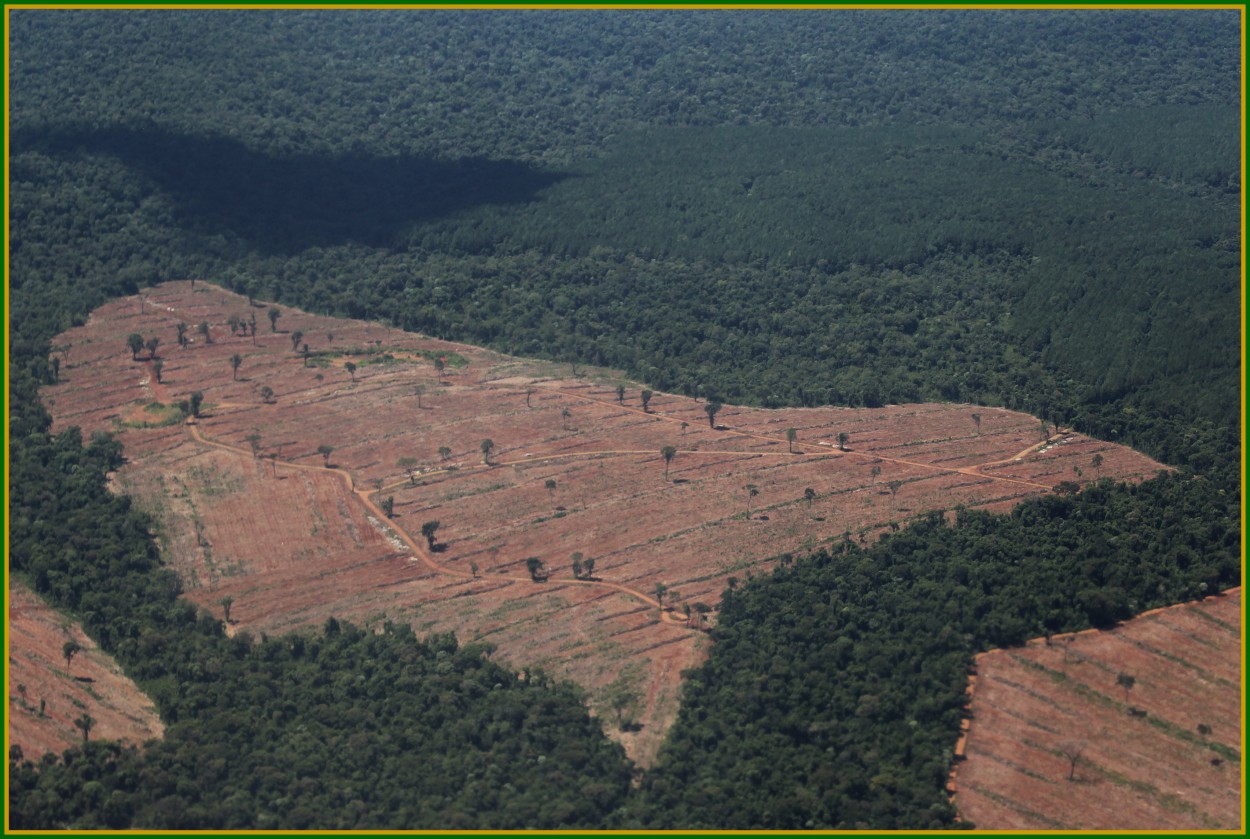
[6,8,1242,830]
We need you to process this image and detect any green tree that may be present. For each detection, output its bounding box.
[414,384,425,408]
[583,557,596,579]
[317,444,333,466]
[661,445,677,480]
[398,456,419,484]
[561,406,572,430]
[260,385,274,403]
[290,330,303,351]
[745,483,760,515]
[786,427,797,453]
[73,713,94,743]
[971,413,982,435]
[571,552,584,579]
[227,314,241,335]
[616,385,625,404]
[705,400,722,429]
[434,356,446,383]
[480,438,494,464]
[189,391,204,418]
[1116,672,1136,703]
[175,322,188,348]
[381,496,395,517]
[152,359,164,384]
[344,361,357,382]
[62,640,81,670]
[438,446,452,461]
[125,333,144,360]
[145,336,160,359]
[267,307,281,332]
[421,521,440,550]
[837,432,850,451]
[654,581,668,608]
[219,596,234,624]
[230,353,242,380]
[198,321,212,344]
[525,557,546,582]
[1092,453,1104,476]
[804,487,816,508]
[545,478,557,500]
[641,390,653,413]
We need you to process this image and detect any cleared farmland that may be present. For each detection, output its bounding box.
[7,581,164,758]
[36,281,1166,764]
[951,588,1242,830]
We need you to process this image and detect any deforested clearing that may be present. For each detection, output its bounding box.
[952,588,1241,830]
[38,281,1166,765]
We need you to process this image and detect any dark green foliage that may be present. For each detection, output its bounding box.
[632,477,1240,829]
[9,621,631,829]
[5,9,1240,830]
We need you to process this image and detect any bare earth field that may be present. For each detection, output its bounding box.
[33,281,1166,765]
[951,588,1242,830]
[7,581,164,758]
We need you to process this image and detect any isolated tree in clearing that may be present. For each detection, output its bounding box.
[480,438,494,464]
[1059,739,1087,781]
[126,333,144,360]
[421,521,440,550]
[1116,672,1136,703]
[661,446,677,480]
[705,400,722,428]
[268,307,281,332]
[62,640,81,671]
[230,353,242,380]
[317,444,333,467]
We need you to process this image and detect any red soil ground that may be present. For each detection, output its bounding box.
[32,281,1167,765]
[951,588,1242,830]
[7,582,164,759]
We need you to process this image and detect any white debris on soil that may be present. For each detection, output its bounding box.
[366,515,409,553]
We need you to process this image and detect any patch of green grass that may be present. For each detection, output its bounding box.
[120,400,186,428]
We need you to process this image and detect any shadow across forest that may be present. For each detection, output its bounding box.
[13,123,568,254]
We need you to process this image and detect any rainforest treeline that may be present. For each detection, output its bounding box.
[6,9,1242,829]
